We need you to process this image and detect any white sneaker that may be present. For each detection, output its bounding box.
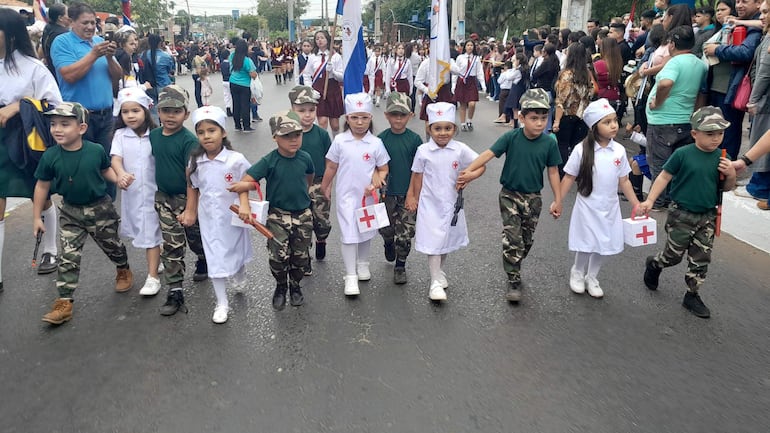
[344,275,360,296]
[585,276,604,298]
[357,262,371,281]
[429,280,447,301]
[212,305,229,324]
[139,276,161,296]
[569,266,586,294]
[437,271,448,289]
[157,263,164,273]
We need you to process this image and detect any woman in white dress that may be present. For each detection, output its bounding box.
[552,99,640,299]
[321,93,390,297]
[407,102,484,302]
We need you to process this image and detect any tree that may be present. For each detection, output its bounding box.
[236,15,267,38]
[256,0,309,32]
[76,0,172,32]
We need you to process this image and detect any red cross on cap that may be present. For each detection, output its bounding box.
[124,92,132,97]
[436,110,443,116]
[356,100,364,107]
[603,104,611,110]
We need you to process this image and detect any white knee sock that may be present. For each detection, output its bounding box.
[211,277,228,308]
[0,220,5,283]
[440,254,447,269]
[586,253,606,279]
[41,205,58,255]
[574,252,590,274]
[341,243,357,275]
[356,240,371,264]
[428,255,442,282]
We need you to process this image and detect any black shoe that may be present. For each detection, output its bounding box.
[255,116,263,122]
[315,241,326,260]
[682,291,711,318]
[193,259,208,282]
[37,253,58,275]
[506,281,522,303]
[272,284,288,311]
[644,256,661,290]
[160,290,187,316]
[289,284,304,306]
[393,266,407,284]
[303,260,312,276]
[243,127,255,133]
[0,281,3,293]
[226,108,233,117]
[384,242,396,262]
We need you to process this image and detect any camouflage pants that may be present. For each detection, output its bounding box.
[154,191,205,288]
[652,204,716,292]
[499,188,542,284]
[308,180,332,241]
[266,207,313,285]
[378,194,416,261]
[57,197,129,298]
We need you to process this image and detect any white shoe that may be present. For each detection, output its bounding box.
[585,276,604,298]
[569,266,586,294]
[157,262,165,273]
[139,276,161,296]
[429,280,447,301]
[212,305,229,324]
[344,275,360,296]
[357,262,371,281]
[437,271,448,289]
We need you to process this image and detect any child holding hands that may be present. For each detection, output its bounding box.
[551,99,640,298]
[639,107,736,318]
[321,93,390,297]
[407,102,484,301]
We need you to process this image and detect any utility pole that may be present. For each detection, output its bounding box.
[374,0,381,42]
[451,0,465,42]
[288,0,295,41]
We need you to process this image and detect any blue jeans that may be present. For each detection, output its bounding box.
[84,109,116,199]
[746,172,770,200]
[709,91,744,160]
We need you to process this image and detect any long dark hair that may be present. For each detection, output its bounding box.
[188,120,233,176]
[0,9,37,73]
[515,53,529,78]
[313,30,331,54]
[665,4,693,30]
[564,43,591,87]
[114,104,156,135]
[576,126,598,197]
[599,37,622,85]
[232,39,248,71]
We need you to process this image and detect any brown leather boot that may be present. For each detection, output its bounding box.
[115,268,133,292]
[42,298,73,325]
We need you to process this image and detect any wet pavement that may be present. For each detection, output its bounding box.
[1,72,769,433]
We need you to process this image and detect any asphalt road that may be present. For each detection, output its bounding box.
[1,72,769,433]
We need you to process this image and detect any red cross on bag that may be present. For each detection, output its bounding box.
[355,189,391,234]
[622,205,657,247]
[230,181,270,229]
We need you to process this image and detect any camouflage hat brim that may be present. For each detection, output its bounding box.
[270,111,304,136]
[519,88,551,110]
[691,106,731,131]
[157,85,189,110]
[289,86,320,105]
[44,102,89,124]
[385,92,412,114]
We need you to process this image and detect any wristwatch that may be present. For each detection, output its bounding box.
[740,154,753,166]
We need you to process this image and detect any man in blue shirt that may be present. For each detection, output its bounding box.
[50,2,122,197]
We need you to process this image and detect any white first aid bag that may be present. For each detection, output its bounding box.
[231,182,269,228]
[355,190,390,233]
[623,207,657,247]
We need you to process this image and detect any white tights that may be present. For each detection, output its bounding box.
[427,254,447,282]
[573,252,606,279]
[211,277,228,308]
[341,240,371,275]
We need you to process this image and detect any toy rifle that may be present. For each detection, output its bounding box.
[716,148,727,236]
[32,231,43,268]
[450,189,464,226]
[229,205,274,240]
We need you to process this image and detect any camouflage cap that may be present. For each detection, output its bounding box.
[519,88,551,110]
[157,85,189,109]
[270,110,303,136]
[691,106,730,131]
[44,101,89,124]
[385,92,412,114]
[288,85,320,105]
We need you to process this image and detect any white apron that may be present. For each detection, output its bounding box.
[412,139,478,255]
[326,130,390,244]
[110,128,162,248]
[190,149,254,278]
[564,140,631,255]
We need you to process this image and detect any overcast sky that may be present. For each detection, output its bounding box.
[179,0,335,19]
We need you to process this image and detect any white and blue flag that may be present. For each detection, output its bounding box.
[337,0,367,95]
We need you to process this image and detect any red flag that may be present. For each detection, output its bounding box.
[624,0,637,41]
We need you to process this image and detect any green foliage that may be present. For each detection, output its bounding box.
[256,0,309,31]
[236,15,267,37]
[74,0,172,32]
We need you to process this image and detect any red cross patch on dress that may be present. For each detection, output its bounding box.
[363,153,371,161]
[225,173,234,182]
[452,160,459,170]
[613,158,621,167]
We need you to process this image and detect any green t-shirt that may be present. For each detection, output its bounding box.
[489,128,562,193]
[34,140,110,205]
[246,149,314,211]
[301,124,332,178]
[378,128,422,196]
[646,53,707,125]
[663,143,721,213]
[150,127,199,195]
